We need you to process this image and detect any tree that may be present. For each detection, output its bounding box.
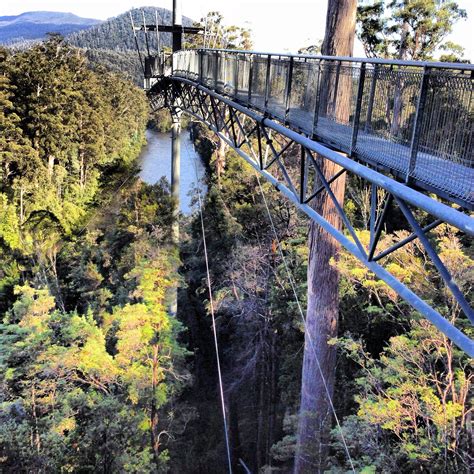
[357,0,467,60]
[294,0,357,472]
[185,11,252,50]
[357,1,468,135]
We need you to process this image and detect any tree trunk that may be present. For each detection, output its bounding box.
[294,1,356,472]
[229,392,242,472]
[47,155,55,177]
[150,345,161,468]
[215,137,228,187]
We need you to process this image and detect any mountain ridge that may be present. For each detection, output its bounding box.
[0,11,102,44]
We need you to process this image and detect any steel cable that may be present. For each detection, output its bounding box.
[254,172,356,472]
[184,132,233,473]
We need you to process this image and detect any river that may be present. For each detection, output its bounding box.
[138,128,207,215]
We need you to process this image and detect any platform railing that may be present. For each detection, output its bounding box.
[170,49,473,208]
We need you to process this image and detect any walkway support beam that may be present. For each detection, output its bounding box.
[148,77,474,356]
[171,108,181,243]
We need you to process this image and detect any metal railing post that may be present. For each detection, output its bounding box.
[365,63,378,132]
[199,50,203,84]
[312,60,322,138]
[214,50,219,91]
[284,56,294,124]
[264,54,272,111]
[351,63,366,157]
[407,67,430,183]
[248,54,253,105]
[234,54,239,98]
[330,60,342,115]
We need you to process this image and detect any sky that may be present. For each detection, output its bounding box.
[2,0,474,58]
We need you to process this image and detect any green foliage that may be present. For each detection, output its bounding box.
[0,36,148,302]
[185,11,253,50]
[67,8,183,52]
[0,34,191,471]
[328,226,473,472]
[1,246,187,470]
[357,0,467,60]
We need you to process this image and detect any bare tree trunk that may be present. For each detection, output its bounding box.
[20,185,24,224]
[215,136,228,187]
[48,155,55,177]
[295,1,356,472]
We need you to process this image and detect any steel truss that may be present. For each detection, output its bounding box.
[149,76,474,356]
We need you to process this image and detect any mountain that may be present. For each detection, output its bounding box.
[68,7,194,52]
[67,7,194,85]
[0,11,102,44]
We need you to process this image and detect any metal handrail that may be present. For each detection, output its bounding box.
[166,49,474,208]
[197,48,474,71]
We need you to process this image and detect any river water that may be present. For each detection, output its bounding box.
[138,129,207,215]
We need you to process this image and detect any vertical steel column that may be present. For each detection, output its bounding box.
[365,63,378,132]
[169,107,181,318]
[312,61,322,137]
[330,61,342,115]
[407,67,430,183]
[248,54,253,105]
[171,110,181,244]
[172,0,182,52]
[171,0,183,248]
[350,63,366,157]
[199,50,204,84]
[284,56,294,124]
[233,54,239,98]
[214,50,219,91]
[264,54,272,111]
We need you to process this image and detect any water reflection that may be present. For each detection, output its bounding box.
[138,129,207,215]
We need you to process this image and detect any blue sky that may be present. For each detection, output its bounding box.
[3,0,473,58]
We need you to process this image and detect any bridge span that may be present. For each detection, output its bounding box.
[167,49,473,209]
[145,48,473,355]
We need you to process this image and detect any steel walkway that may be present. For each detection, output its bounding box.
[144,48,474,355]
[159,49,473,209]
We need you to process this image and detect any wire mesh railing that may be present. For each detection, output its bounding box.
[170,49,474,208]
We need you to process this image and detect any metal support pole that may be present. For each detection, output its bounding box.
[214,50,219,91]
[172,0,182,52]
[312,61,322,137]
[365,64,378,132]
[199,50,204,84]
[407,67,430,183]
[248,55,253,105]
[233,55,239,98]
[330,61,342,116]
[171,109,182,244]
[264,54,272,110]
[350,63,366,156]
[284,56,294,124]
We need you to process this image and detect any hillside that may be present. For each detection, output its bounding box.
[68,7,193,52]
[0,11,101,44]
[67,7,194,85]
